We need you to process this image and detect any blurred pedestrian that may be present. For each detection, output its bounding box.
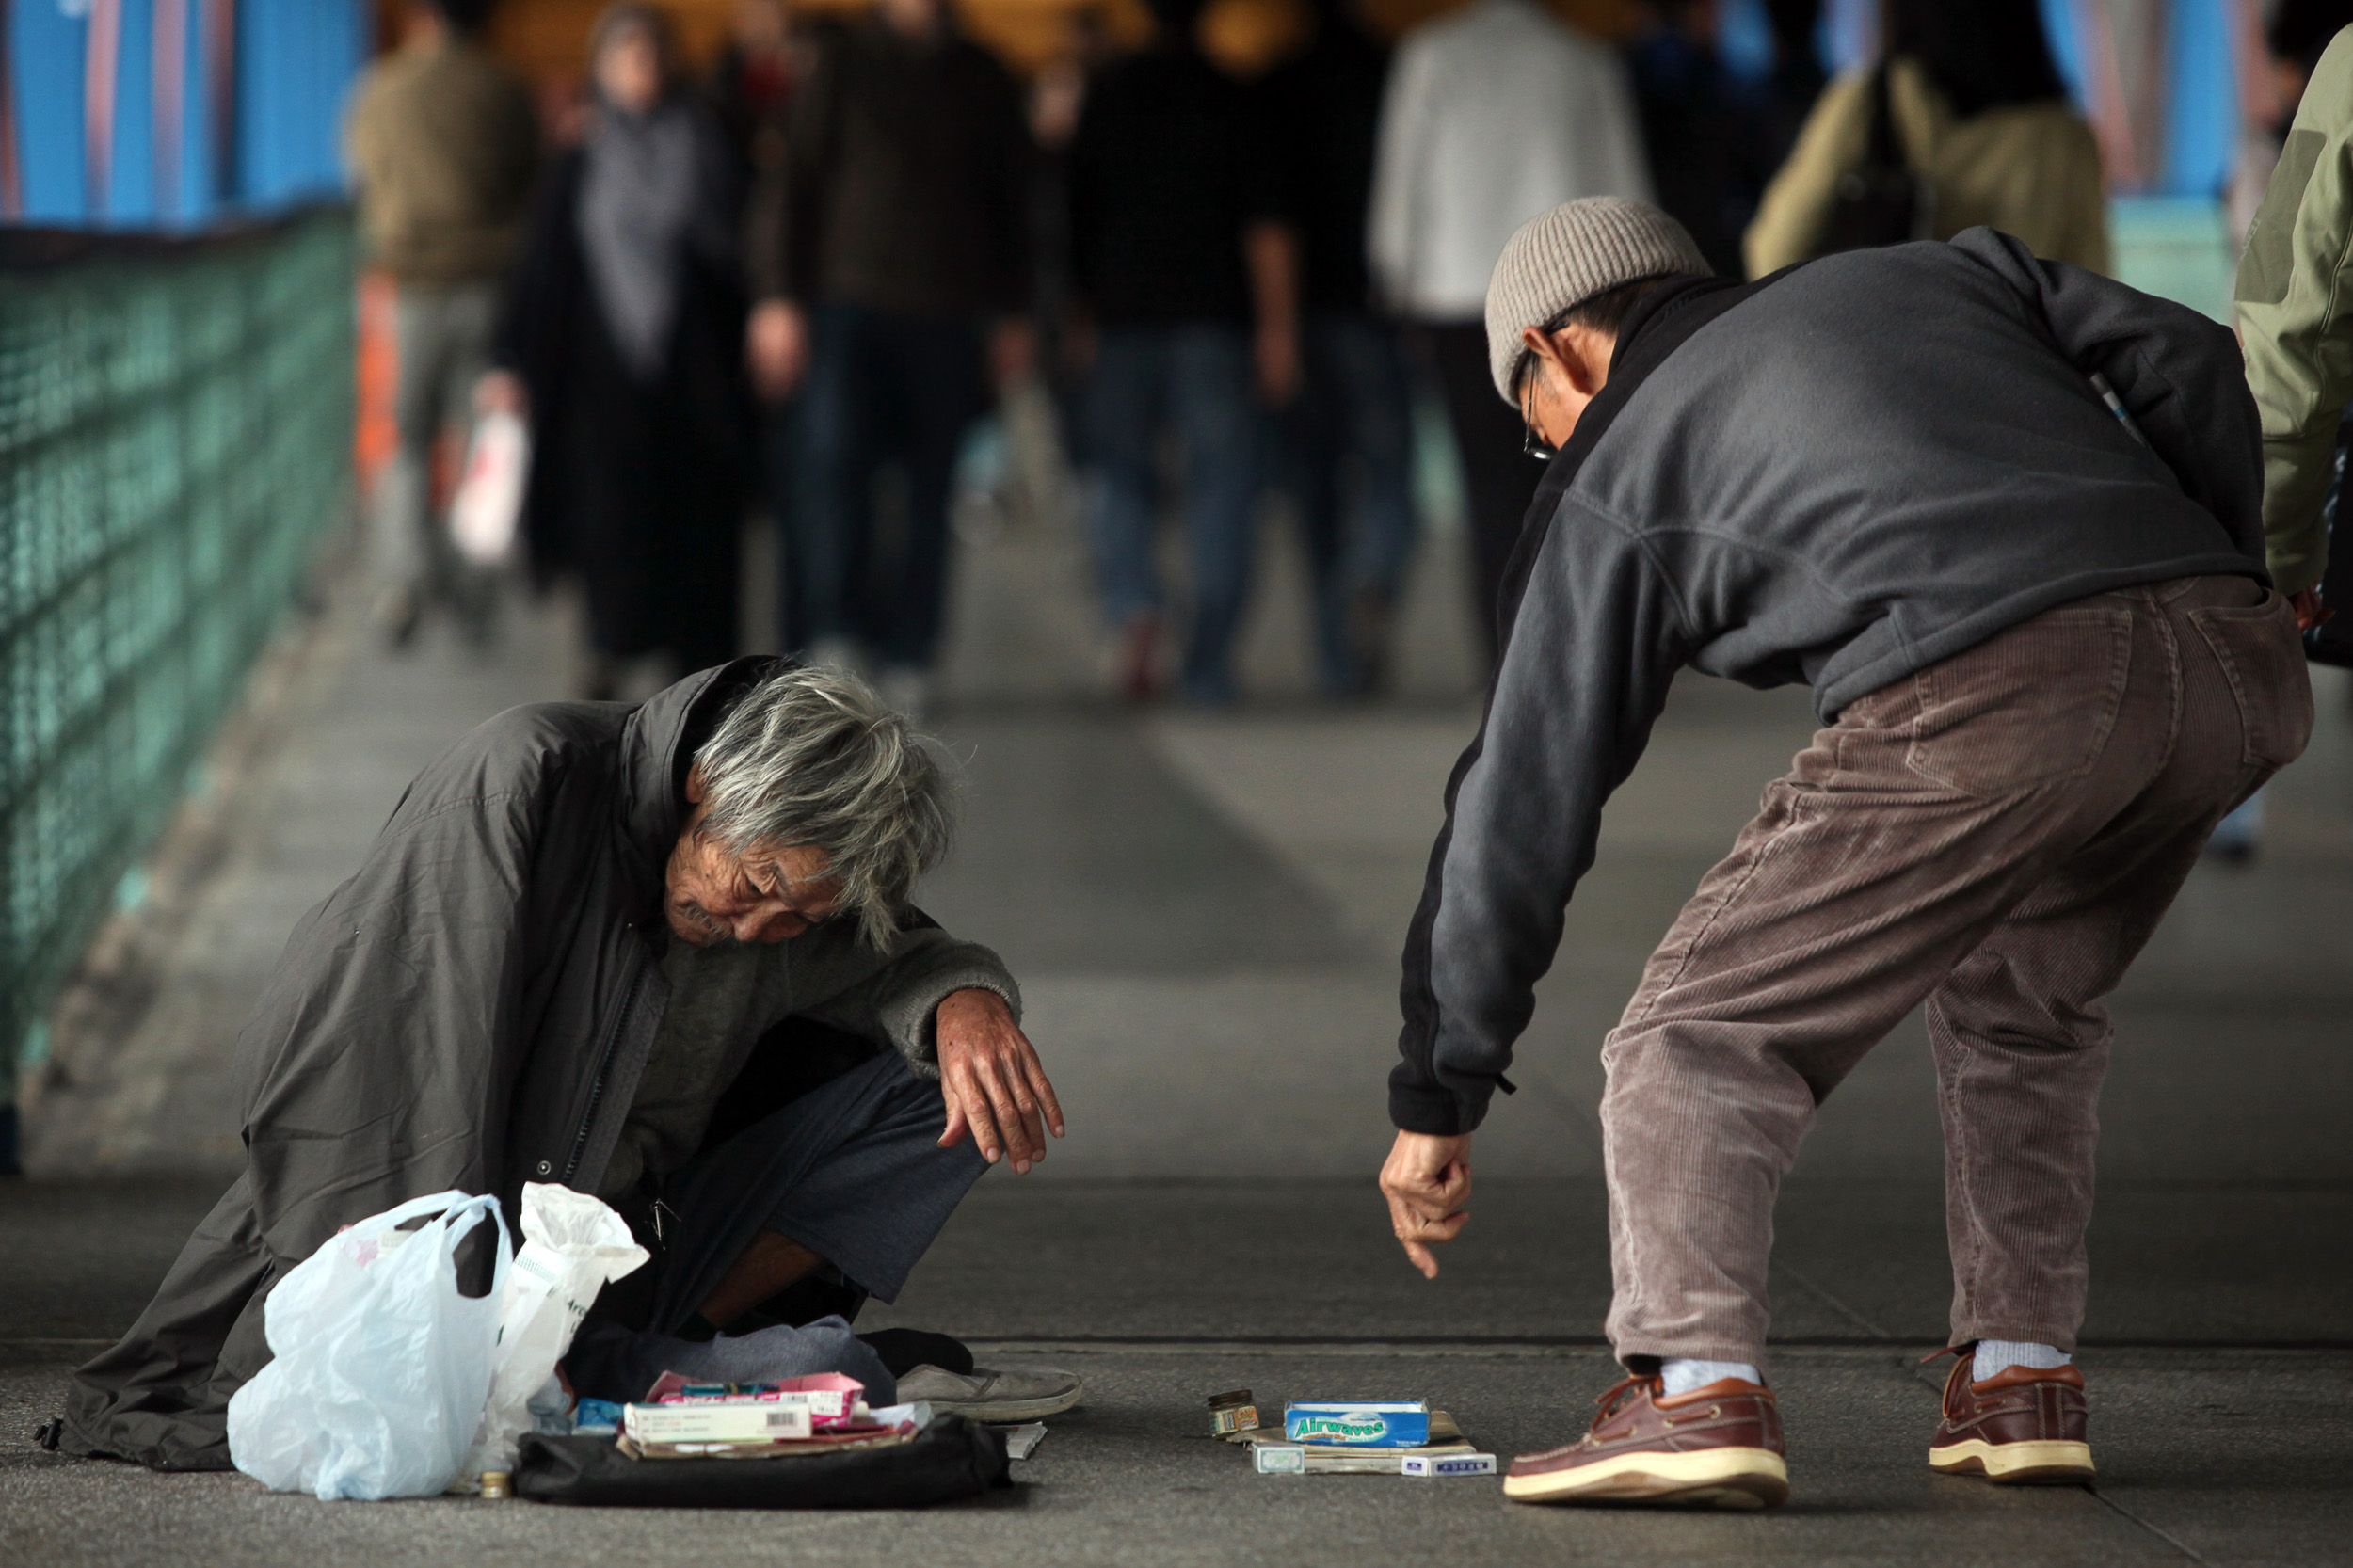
[2228,0,2353,251]
[1758,0,1827,172]
[706,0,805,187]
[1368,0,1648,672]
[712,0,811,662]
[1625,0,1773,279]
[748,0,1035,719]
[1066,0,1298,705]
[345,0,538,649]
[487,4,748,699]
[2238,20,2353,629]
[1745,0,2106,277]
[1029,11,1108,428]
[2206,2,2351,863]
[1267,0,1417,697]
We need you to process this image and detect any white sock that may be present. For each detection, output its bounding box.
[1972,1339,2071,1381]
[1659,1358,1763,1397]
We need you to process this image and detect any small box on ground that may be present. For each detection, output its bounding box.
[1401,1452,1497,1478]
[1255,1441,1484,1475]
[1208,1389,1259,1437]
[622,1402,814,1444]
[1283,1401,1431,1448]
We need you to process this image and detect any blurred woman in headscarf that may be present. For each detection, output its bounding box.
[485,3,748,697]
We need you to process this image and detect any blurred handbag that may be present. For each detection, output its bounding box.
[450,408,531,568]
[1811,65,1936,258]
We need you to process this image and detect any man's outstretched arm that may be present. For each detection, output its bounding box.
[1392,518,1684,1138]
[1383,513,1683,1273]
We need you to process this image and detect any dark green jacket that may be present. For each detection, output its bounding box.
[2236,25,2353,594]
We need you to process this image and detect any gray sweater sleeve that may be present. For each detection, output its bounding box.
[792,916,1023,1080]
[1390,509,1689,1135]
[1950,227,2266,567]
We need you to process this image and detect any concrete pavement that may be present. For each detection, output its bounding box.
[4,490,2348,1564]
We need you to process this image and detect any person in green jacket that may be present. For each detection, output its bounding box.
[2236,22,2353,629]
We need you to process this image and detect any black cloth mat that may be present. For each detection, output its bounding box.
[513,1416,1010,1508]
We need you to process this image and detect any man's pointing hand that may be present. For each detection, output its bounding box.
[935,988,1064,1175]
[1382,1129,1472,1278]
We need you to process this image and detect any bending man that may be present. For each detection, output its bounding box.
[1379,199,2308,1508]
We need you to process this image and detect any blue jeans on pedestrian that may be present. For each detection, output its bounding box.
[1081,323,1262,704]
[787,303,986,672]
[1283,314,1418,695]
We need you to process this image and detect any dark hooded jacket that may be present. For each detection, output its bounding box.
[58,659,1016,1470]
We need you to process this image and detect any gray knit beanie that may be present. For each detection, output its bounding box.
[1485,197,1711,404]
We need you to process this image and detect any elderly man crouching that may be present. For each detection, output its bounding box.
[57,660,1074,1471]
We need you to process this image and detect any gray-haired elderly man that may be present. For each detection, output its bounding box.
[1377,199,2307,1508]
[58,660,1074,1471]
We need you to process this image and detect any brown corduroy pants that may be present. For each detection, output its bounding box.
[1600,577,2313,1367]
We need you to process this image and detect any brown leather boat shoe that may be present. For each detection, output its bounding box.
[1503,1373,1788,1510]
[1927,1351,2095,1484]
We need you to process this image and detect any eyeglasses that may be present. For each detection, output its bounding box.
[1519,369,1557,462]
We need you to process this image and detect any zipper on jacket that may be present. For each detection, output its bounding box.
[559,958,645,1184]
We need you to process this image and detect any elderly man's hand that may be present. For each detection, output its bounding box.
[1381,1129,1472,1278]
[935,988,1064,1174]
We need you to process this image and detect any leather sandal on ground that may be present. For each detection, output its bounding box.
[1503,1372,1788,1510]
[1926,1346,2095,1484]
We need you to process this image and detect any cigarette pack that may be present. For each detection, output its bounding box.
[1283,1401,1431,1448]
[1401,1452,1497,1478]
[643,1371,861,1420]
[622,1401,814,1443]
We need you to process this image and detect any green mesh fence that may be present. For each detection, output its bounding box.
[0,208,356,1110]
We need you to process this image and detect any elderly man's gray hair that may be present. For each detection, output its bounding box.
[693,664,954,948]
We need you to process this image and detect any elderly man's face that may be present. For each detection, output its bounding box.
[664,772,845,946]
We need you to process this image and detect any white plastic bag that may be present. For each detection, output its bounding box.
[226,1191,510,1501]
[449,408,530,567]
[458,1183,648,1486]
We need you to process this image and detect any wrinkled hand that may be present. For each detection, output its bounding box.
[2293,586,2331,632]
[935,988,1064,1174]
[1381,1129,1471,1279]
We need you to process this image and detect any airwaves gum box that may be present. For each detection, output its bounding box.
[1282,1401,1431,1448]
